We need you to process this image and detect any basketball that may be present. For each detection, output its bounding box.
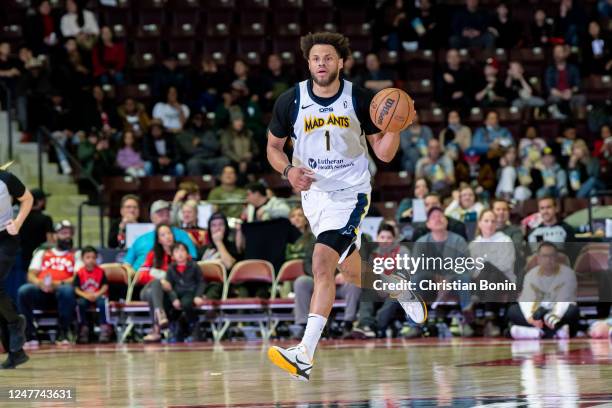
[369,88,416,133]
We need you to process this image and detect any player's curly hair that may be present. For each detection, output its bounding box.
[300,32,351,61]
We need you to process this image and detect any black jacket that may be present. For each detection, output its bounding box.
[166,261,206,301]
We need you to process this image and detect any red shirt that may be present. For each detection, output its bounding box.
[92,42,126,77]
[75,266,107,294]
[39,250,76,281]
[137,251,172,285]
[42,15,54,37]
[557,68,569,91]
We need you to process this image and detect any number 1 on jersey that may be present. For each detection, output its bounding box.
[325,130,330,151]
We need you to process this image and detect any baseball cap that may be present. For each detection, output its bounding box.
[31,188,50,201]
[150,200,170,214]
[54,219,73,232]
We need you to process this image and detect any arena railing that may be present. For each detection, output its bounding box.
[37,127,106,247]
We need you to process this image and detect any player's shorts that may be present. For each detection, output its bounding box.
[301,184,371,263]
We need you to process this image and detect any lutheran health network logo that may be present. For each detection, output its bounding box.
[308,157,354,170]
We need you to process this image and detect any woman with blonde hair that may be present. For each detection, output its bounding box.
[568,139,603,197]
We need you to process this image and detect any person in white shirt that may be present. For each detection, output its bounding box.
[507,241,579,339]
[152,86,190,133]
[445,184,485,222]
[60,0,99,40]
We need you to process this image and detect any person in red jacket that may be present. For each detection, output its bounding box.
[74,246,112,344]
[92,26,126,85]
[138,224,175,342]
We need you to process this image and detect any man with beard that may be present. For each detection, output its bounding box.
[18,220,81,346]
[266,32,426,381]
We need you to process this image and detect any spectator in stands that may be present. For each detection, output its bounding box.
[518,126,547,167]
[599,0,612,18]
[117,97,150,139]
[581,21,612,76]
[201,213,238,287]
[24,0,61,55]
[530,9,554,46]
[151,54,188,102]
[60,0,99,49]
[54,37,92,101]
[567,139,603,198]
[495,146,519,200]
[471,111,514,156]
[152,86,190,134]
[474,58,508,107]
[341,55,362,83]
[43,90,75,175]
[449,0,495,49]
[396,178,429,222]
[412,192,468,241]
[178,200,207,253]
[92,26,126,85]
[438,110,472,152]
[594,125,612,169]
[526,197,575,243]
[414,207,473,335]
[285,207,315,265]
[508,241,579,339]
[220,108,259,180]
[233,59,262,101]
[170,181,201,226]
[400,112,433,173]
[108,194,140,250]
[18,189,54,278]
[243,182,290,223]
[492,199,525,257]
[16,47,52,139]
[554,0,587,46]
[545,44,585,119]
[375,0,409,51]
[81,85,120,137]
[143,119,185,176]
[262,54,293,110]
[138,224,175,343]
[193,57,227,114]
[537,147,568,198]
[165,242,206,341]
[436,49,472,113]
[77,128,116,184]
[123,200,196,270]
[177,112,228,177]
[19,220,81,346]
[116,131,146,178]
[74,246,112,344]
[470,209,516,283]
[513,154,544,200]
[409,0,442,50]
[489,2,519,49]
[207,165,246,219]
[0,42,22,102]
[445,184,485,223]
[415,139,455,196]
[505,61,546,111]
[362,53,396,92]
[554,122,577,167]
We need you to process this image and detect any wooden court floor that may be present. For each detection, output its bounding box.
[1,338,611,407]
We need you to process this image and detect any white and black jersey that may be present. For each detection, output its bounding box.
[527,222,575,244]
[269,79,379,193]
[0,171,26,233]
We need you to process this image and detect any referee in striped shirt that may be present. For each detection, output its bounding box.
[0,166,33,368]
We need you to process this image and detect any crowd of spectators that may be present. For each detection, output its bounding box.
[1,0,611,344]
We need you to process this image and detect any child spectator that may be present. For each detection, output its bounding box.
[567,139,603,197]
[164,242,206,341]
[116,131,146,178]
[74,246,112,344]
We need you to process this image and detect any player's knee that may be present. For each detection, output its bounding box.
[311,259,335,282]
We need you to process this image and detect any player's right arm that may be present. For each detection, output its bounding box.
[266,88,314,192]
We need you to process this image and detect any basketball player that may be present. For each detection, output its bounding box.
[266,32,426,381]
[0,166,33,368]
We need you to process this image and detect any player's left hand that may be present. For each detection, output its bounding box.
[5,219,21,236]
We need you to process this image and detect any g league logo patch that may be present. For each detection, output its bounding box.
[308,158,317,169]
[343,100,348,109]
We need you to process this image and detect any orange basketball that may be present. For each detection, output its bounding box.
[369,88,416,133]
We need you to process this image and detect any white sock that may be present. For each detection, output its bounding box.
[300,313,327,360]
[510,325,542,340]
